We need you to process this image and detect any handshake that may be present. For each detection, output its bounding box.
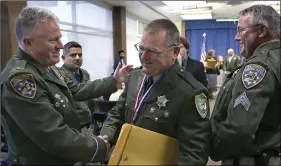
[98,135,111,153]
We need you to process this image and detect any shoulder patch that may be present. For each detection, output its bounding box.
[10,74,37,99]
[195,93,208,119]
[242,64,266,89]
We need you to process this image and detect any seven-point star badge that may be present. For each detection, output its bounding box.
[156,95,169,108]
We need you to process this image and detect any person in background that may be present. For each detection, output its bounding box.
[216,55,224,88]
[103,50,127,101]
[204,49,218,98]
[178,36,208,88]
[224,48,241,77]
[0,6,133,165]
[113,50,126,72]
[100,19,212,165]
[59,41,94,129]
[210,4,280,165]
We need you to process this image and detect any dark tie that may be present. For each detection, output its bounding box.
[75,72,81,83]
[48,68,55,76]
[144,77,153,93]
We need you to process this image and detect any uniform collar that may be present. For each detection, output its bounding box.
[247,40,280,61]
[62,64,80,73]
[16,48,48,75]
[146,62,179,86]
[142,62,179,102]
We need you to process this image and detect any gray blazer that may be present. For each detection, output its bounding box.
[224,54,241,72]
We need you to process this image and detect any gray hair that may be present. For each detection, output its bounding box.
[227,48,234,54]
[14,6,59,48]
[239,4,280,38]
[144,19,180,47]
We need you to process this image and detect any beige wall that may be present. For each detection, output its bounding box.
[173,20,186,37]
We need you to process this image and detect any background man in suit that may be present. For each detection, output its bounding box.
[59,41,93,129]
[178,37,208,87]
[224,48,241,77]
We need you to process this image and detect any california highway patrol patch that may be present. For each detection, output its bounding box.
[195,93,208,119]
[10,74,37,99]
[242,64,266,89]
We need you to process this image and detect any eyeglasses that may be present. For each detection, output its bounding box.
[236,24,262,36]
[134,42,177,56]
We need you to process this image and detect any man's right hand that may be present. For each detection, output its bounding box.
[98,135,111,153]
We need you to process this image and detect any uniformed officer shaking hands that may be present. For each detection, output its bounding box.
[210,5,280,166]
[0,6,132,165]
[100,19,212,165]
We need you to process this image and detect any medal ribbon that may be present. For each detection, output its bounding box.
[131,64,175,123]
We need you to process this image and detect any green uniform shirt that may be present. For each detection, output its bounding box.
[210,40,280,161]
[0,48,118,165]
[59,65,92,126]
[100,63,212,165]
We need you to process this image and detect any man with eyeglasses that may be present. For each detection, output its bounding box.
[100,19,212,165]
[210,5,280,166]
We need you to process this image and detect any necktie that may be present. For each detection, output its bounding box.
[144,77,153,93]
[48,68,55,76]
[75,72,81,83]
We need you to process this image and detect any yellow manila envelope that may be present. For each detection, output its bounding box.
[108,123,180,165]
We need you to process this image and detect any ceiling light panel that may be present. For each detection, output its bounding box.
[180,13,212,20]
[162,1,207,7]
[258,1,280,5]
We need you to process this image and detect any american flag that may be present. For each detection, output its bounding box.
[200,33,207,62]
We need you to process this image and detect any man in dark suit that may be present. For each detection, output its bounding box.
[178,37,208,87]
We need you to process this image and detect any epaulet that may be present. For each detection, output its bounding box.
[177,68,205,90]
[4,60,28,80]
[10,59,27,73]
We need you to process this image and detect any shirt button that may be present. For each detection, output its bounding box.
[263,153,267,157]
[164,111,170,117]
[55,102,60,107]
[150,107,155,113]
[155,117,158,121]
